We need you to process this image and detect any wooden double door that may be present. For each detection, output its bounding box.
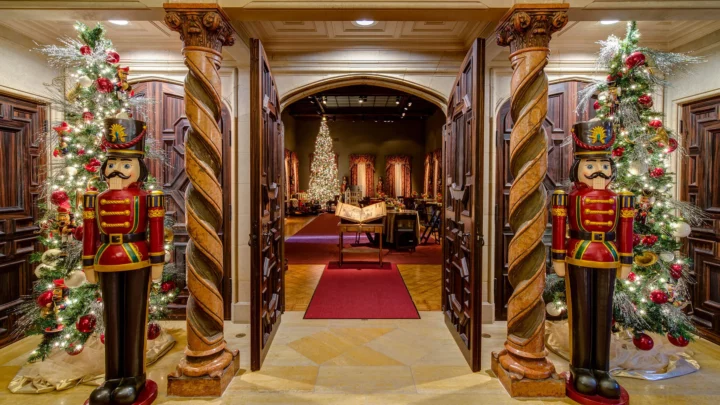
[0,93,45,347]
[494,81,596,320]
[680,95,720,345]
[248,39,488,372]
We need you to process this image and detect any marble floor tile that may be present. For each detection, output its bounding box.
[315,365,416,394]
[228,366,319,392]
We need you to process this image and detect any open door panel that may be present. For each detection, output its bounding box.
[250,38,285,371]
[442,38,485,372]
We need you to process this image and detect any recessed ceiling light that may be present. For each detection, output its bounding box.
[109,20,129,26]
[601,20,619,25]
[354,19,376,27]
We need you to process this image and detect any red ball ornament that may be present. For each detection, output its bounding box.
[671,263,683,272]
[100,334,105,344]
[76,314,97,333]
[667,138,678,153]
[73,225,84,241]
[638,94,653,108]
[37,290,54,307]
[633,333,654,351]
[627,272,637,282]
[612,147,625,158]
[147,322,161,340]
[106,51,120,64]
[648,119,663,129]
[65,343,84,356]
[650,290,669,304]
[77,149,86,156]
[625,51,647,69]
[593,100,601,110]
[82,111,94,122]
[79,45,92,55]
[606,74,614,82]
[650,168,665,178]
[667,333,690,347]
[95,77,114,93]
[670,268,683,280]
[160,281,176,293]
[633,234,642,247]
[53,149,60,158]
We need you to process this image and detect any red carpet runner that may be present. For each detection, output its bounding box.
[304,262,420,319]
[285,213,441,264]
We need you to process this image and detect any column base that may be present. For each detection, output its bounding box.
[167,351,239,397]
[491,351,565,398]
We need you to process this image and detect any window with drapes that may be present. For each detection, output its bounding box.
[284,149,299,197]
[432,148,442,197]
[349,154,375,198]
[385,155,411,198]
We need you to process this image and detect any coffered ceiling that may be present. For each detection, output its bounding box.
[241,21,490,51]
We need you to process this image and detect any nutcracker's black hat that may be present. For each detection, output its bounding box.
[102,118,147,158]
[571,119,614,158]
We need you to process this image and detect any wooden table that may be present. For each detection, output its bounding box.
[338,221,384,266]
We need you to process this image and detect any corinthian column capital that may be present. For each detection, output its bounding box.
[164,4,235,52]
[496,4,568,53]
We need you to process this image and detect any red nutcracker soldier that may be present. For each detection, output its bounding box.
[552,119,634,401]
[82,118,164,405]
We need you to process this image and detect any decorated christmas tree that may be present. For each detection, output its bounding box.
[17,22,180,362]
[546,21,704,349]
[307,120,339,203]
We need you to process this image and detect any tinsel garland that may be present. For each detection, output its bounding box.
[548,21,705,343]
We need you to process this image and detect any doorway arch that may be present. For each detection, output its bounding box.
[279,74,449,116]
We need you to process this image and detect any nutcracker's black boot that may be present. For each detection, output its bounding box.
[594,370,621,399]
[593,268,619,399]
[111,374,146,405]
[571,366,597,396]
[88,378,121,405]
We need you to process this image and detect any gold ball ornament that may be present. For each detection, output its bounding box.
[164,228,174,244]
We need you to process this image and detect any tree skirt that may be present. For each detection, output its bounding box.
[8,328,175,394]
[545,320,699,380]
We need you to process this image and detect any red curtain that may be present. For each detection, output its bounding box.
[385,155,411,198]
[349,154,376,197]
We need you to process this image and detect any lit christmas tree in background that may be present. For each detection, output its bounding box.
[18,22,179,362]
[307,120,339,203]
[545,21,705,349]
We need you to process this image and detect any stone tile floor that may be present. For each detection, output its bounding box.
[0,312,718,404]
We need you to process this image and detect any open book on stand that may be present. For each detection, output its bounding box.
[335,201,387,224]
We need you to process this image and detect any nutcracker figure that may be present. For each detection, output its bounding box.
[552,119,634,400]
[82,118,164,405]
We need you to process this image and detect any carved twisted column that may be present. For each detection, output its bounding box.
[491,4,568,398]
[164,4,238,396]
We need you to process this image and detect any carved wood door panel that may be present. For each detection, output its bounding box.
[250,39,285,371]
[681,96,720,345]
[0,93,45,347]
[132,81,232,320]
[494,81,595,320]
[442,39,484,372]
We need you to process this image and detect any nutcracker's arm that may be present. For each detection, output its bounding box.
[82,190,99,283]
[618,191,635,279]
[551,190,568,276]
[148,190,166,281]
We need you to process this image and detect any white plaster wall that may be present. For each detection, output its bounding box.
[0,36,57,99]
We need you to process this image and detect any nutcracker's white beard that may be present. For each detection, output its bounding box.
[592,177,608,190]
[107,177,123,190]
